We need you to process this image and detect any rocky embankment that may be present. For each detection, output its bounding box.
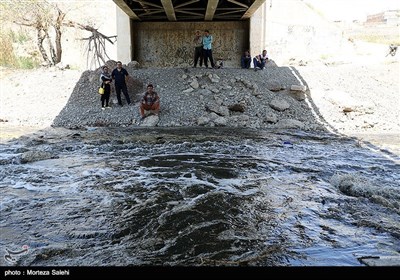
[52,60,323,130]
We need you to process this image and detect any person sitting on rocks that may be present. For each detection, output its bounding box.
[241,50,251,69]
[140,84,160,120]
[100,65,112,110]
[253,50,269,71]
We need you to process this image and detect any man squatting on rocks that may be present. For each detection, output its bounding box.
[111,61,131,106]
[100,65,112,109]
[253,50,269,71]
[140,84,160,120]
[241,50,251,69]
[193,30,203,68]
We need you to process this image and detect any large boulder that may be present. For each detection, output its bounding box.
[126,76,144,102]
[127,61,140,69]
[197,116,210,126]
[214,117,227,126]
[190,79,199,89]
[264,112,278,123]
[275,119,304,129]
[267,80,283,92]
[20,150,54,164]
[140,115,159,127]
[104,60,117,70]
[269,98,290,111]
[289,91,306,101]
[205,103,230,117]
[228,103,246,113]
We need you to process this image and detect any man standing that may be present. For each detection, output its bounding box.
[202,30,215,69]
[140,84,160,120]
[111,61,131,106]
[100,65,112,109]
[193,30,203,68]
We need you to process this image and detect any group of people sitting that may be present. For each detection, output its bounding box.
[99,61,159,120]
[241,49,269,71]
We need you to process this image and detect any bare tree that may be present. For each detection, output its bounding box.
[63,20,117,69]
[0,0,116,68]
[0,0,57,65]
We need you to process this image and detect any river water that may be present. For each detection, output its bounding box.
[0,127,399,266]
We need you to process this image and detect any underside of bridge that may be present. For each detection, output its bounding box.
[113,0,267,67]
[113,0,266,21]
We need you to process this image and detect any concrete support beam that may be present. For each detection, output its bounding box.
[205,0,219,21]
[135,0,162,9]
[241,0,266,19]
[161,0,176,21]
[116,5,132,63]
[175,0,199,9]
[249,1,266,62]
[113,0,140,20]
[175,10,204,17]
[228,0,248,9]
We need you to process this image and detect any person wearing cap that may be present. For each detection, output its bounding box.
[139,84,160,120]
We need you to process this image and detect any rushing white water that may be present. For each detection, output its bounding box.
[0,127,399,266]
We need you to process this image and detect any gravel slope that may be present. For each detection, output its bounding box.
[1,58,399,143]
[48,61,321,130]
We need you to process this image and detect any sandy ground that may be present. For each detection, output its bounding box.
[298,56,400,155]
[0,53,399,155]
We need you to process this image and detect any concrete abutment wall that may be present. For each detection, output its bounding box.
[131,21,249,68]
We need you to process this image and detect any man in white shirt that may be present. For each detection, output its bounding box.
[253,50,269,71]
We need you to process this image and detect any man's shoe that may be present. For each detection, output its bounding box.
[101,107,105,110]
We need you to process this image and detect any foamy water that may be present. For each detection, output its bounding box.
[0,128,399,266]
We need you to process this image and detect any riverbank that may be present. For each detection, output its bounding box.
[1,57,399,154]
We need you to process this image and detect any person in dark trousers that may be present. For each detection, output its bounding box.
[100,65,112,109]
[193,30,203,67]
[241,50,251,69]
[202,30,215,68]
[253,50,269,71]
[140,84,160,120]
[111,61,131,106]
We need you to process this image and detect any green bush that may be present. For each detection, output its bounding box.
[0,30,39,69]
[16,56,39,69]
[9,30,30,43]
